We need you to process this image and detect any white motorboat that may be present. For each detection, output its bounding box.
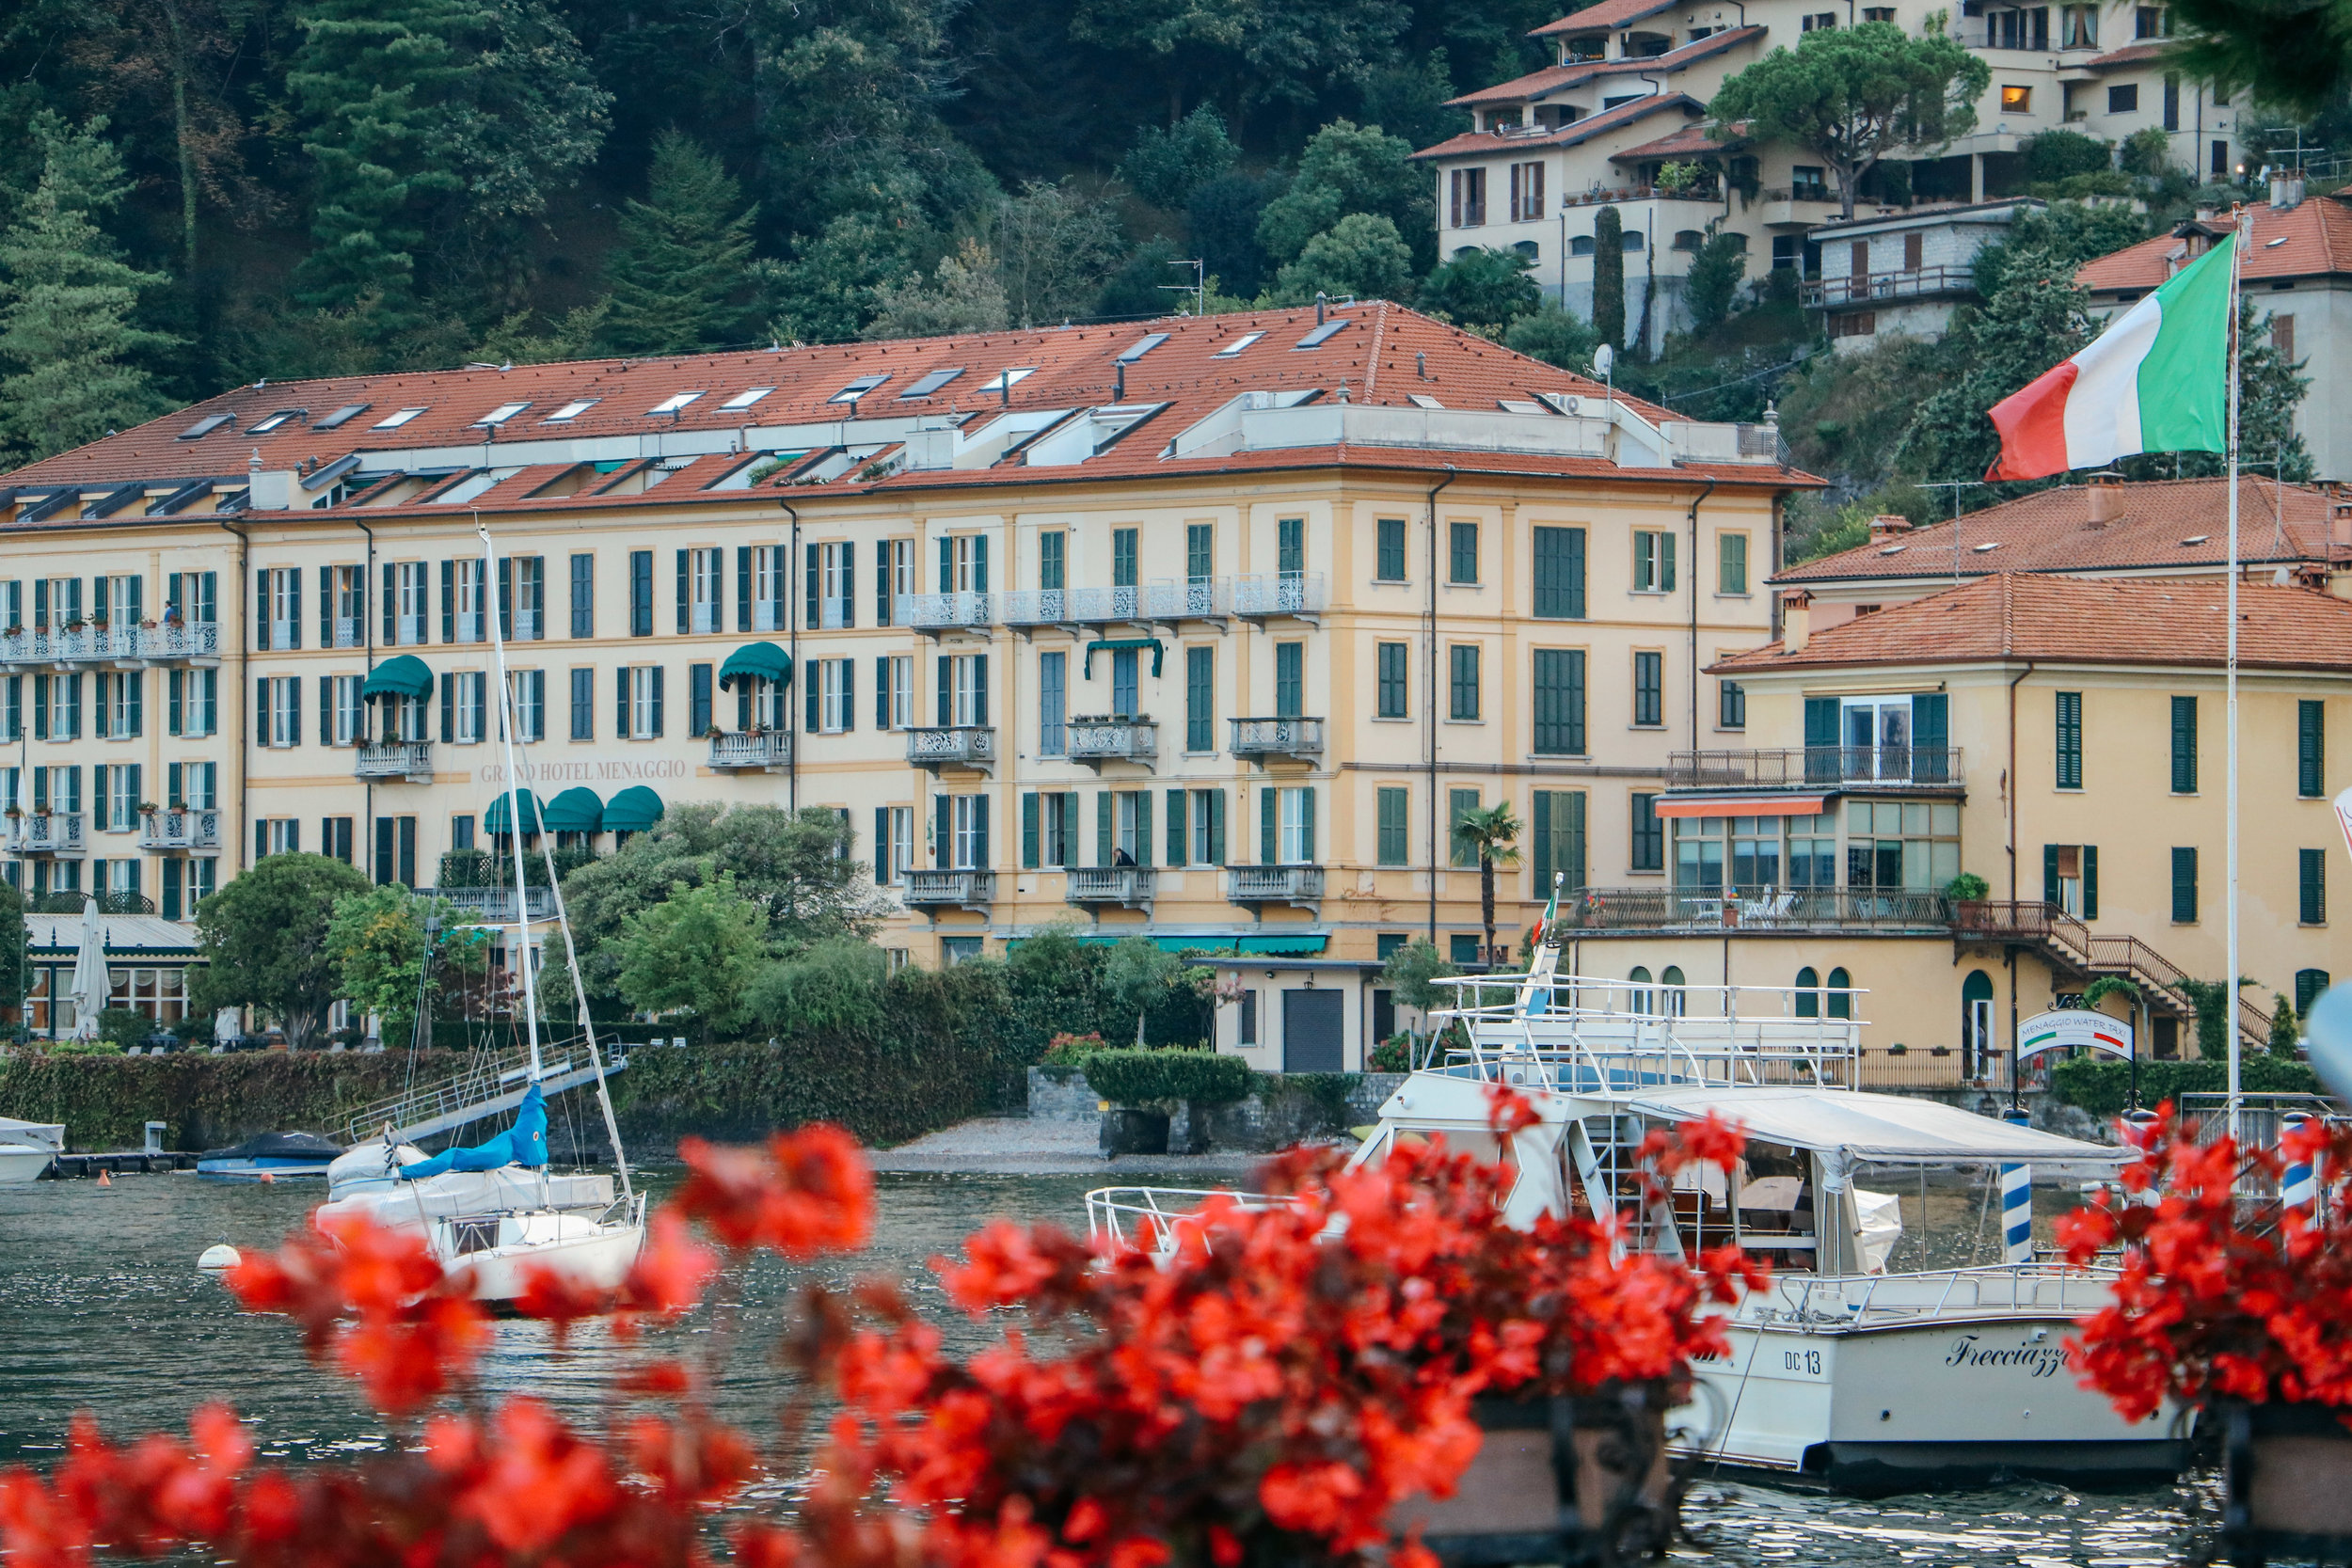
[0,1117,63,1182]
[1089,952,2186,1490]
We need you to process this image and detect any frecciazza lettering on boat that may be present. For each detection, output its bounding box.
[1944,1334,2069,1379]
[478,759,690,784]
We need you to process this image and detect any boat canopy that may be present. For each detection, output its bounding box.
[360,654,434,701]
[484,788,543,834]
[1622,1085,2127,1168]
[542,786,603,832]
[0,1117,65,1152]
[399,1083,549,1180]
[604,784,665,832]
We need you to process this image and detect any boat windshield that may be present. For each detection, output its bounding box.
[1355,1124,1520,1207]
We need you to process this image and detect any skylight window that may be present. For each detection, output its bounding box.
[1498,398,1545,414]
[978,367,1037,393]
[722,387,775,410]
[1295,320,1351,348]
[648,391,705,415]
[2181,533,2211,545]
[314,404,370,430]
[1116,332,1170,363]
[1408,394,1445,409]
[373,407,427,429]
[178,414,231,440]
[901,367,964,398]
[1972,541,2002,553]
[830,374,890,404]
[2266,236,2289,247]
[543,399,599,422]
[247,409,302,434]
[1880,545,1907,556]
[1213,332,1265,357]
[474,402,531,426]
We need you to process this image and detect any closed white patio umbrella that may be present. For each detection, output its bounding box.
[66,898,107,1039]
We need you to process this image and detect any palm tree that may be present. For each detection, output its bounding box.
[1451,802,1524,967]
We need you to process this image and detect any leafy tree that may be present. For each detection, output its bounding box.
[596,130,759,355]
[1682,226,1747,334]
[1104,935,1184,1046]
[862,240,1010,340]
[1379,939,1458,1015]
[1187,172,1280,297]
[1001,924,1115,1045]
[747,935,890,1037]
[325,886,490,1045]
[188,853,373,1049]
[0,115,177,464]
[1450,801,1522,965]
[2165,0,2352,118]
[1094,237,1191,318]
[1071,0,1413,127]
[1417,246,1540,333]
[1502,303,1602,371]
[1357,48,1470,151]
[1118,105,1237,208]
[991,180,1128,326]
[2269,991,2301,1054]
[768,214,919,344]
[556,803,882,1008]
[1267,212,1415,304]
[2022,128,2113,183]
[1970,201,2148,298]
[1898,233,2096,486]
[1707,22,1990,219]
[615,875,771,1037]
[474,300,612,364]
[1591,204,1626,351]
[1255,119,1432,272]
[0,879,23,1013]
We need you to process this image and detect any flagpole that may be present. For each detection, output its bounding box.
[2226,208,2249,1145]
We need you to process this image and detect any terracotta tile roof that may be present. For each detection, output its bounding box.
[1775,476,2343,585]
[0,304,1822,525]
[1442,29,1762,110]
[1533,0,1681,36]
[2077,195,2352,291]
[2082,40,2170,68]
[1417,95,1708,161]
[1610,120,1741,161]
[1715,572,2352,673]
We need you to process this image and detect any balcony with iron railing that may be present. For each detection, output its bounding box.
[1232,572,1327,623]
[1067,865,1155,911]
[355,740,435,782]
[1556,886,1954,934]
[140,623,221,666]
[1803,265,1976,309]
[907,725,995,774]
[0,625,220,668]
[896,593,994,634]
[1064,716,1157,771]
[1664,746,1963,793]
[5,812,85,857]
[138,808,221,851]
[1002,585,1148,629]
[1231,716,1324,764]
[707,730,792,772]
[1227,863,1324,914]
[904,868,995,911]
[423,886,557,924]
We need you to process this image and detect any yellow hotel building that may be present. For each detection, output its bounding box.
[0,304,1807,1063]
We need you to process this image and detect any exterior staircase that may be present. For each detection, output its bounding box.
[340,1041,630,1147]
[1953,901,2273,1049]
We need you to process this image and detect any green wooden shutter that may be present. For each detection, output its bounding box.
[2083,845,2099,919]
[1261,786,1278,865]
[806,543,820,627]
[1565,792,1586,888]
[441,561,453,642]
[973,535,988,594]
[2042,845,2059,906]
[615,669,628,737]
[1804,696,1837,747]
[1207,789,1225,864]
[2055,691,2083,788]
[1061,793,1079,867]
[972,795,988,866]
[2170,696,2197,793]
[650,666,663,736]
[2300,700,2325,798]
[2171,847,2197,923]
[1167,788,1187,865]
[677,549,690,634]
[1533,792,1552,887]
[1911,692,1947,781]
[937,656,952,726]
[738,546,752,631]
[1097,790,1113,865]
[1660,529,1676,593]
[935,795,951,867]
[874,808,890,886]
[1136,791,1152,866]
[1022,793,1040,868]
[1300,786,1314,862]
[974,655,987,727]
[806,662,821,732]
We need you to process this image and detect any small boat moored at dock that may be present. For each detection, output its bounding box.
[198,1131,345,1180]
[0,1117,64,1182]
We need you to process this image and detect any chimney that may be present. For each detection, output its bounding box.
[2086,469,2120,528]
[2333,499,2352,549]
[1868,513,1911,541]
[2272,174,2306,210]
[1782,589,1813,653]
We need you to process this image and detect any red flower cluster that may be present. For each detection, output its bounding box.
[0,1117,1752,1568]
[2061,1103,2352,1421]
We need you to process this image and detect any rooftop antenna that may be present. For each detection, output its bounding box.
[1915,479,1987,582]
[1157,259,1206,317]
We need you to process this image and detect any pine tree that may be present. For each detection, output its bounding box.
[1591,204,1626,352]
[596,131,759,356]
[0,116,178,464]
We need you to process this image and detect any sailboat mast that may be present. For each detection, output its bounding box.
[2225,208,2249,1143]
[479,518,544,1085]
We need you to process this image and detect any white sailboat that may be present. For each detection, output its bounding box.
[312,519,644,1304]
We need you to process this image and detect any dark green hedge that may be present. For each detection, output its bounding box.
[0,1052,474,1151]
[2050,1054,2322,1117]
[1081,1049,1255,1110]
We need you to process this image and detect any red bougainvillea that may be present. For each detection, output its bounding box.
[0,1105,1754,1568]
[2062,1103,2352,1421]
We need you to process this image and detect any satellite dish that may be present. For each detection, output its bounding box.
[1594,342,1615,378]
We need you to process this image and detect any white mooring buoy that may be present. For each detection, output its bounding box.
[197,1243,242,1272]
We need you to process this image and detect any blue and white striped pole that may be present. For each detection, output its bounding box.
[2281,1111,2317,1212]
[2002,1109,2034,1264]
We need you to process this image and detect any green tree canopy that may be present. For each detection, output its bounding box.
[0,115,177,464]
[1682,226,1748,334]
[1267,212,1415,304]
[1707,21,1990,219]
[596,130,759,356]
[188,853,373,1048]
[1255,119,1432,272]
[1118,105,1238,208]
[1417,245,1540,333]
[2164,0,2352,118]
[1378,939,1458,1015]
[615,875,771,1037]
[1591,205,1626,350]
[1502,303,1603,371]
[861,240,1011,340]
[325,885,491,1044]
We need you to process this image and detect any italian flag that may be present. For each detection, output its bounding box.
[1986,231,2236,482]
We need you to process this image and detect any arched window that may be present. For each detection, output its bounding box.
[1794,965,1820,1020]
[1661,964,1687,1017]
[1672,230,1705,252]
[2298,968,2332,1015]
[1962,970,1996,1079]
[1570,234,1596,256]
[1513,240,1540,259]
[1826,966,1852,1020]
[1629,965,1653,1015]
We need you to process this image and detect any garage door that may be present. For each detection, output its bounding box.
[1282,988,1344,1072]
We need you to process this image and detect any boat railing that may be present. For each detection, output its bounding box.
[2173,1093,2349,1198]
[1426,972,1864,1090]
[1084,1186,1284,1254]
[1755,1259,2119,1326]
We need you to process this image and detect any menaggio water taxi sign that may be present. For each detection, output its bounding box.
[2017,1008,2134,1063]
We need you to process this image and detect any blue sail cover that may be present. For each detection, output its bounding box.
[399,1083,550,1180]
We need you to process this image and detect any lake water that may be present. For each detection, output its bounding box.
[0,1171,2217,1566]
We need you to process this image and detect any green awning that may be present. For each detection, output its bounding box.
[719,641,792,690]
[360,654,433,701]
[604,784,665,832]
[542,786,603,833]
[484,788,542,834]
[1061,933,1327,956]
[1083,638,1164,678]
